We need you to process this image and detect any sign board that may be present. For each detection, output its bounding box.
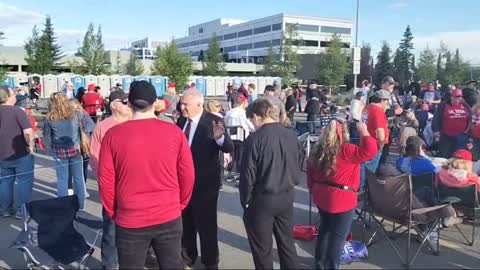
[353,61,361,75]
[352,47,361,61]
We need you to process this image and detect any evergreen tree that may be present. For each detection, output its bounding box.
[416,46,437,82]
[261,46,278,76]
[393,25,415,88]
[202,36,226,76]
[317,34,348,92]
[111,52,123,74]
[125,53,144,76]
[153,40,193,91]
[24,26,53,74]
[78,23,110,75]
[359,43,373,82]
[436,52,443,82]
[277,24,301,84]
[43,16,63,64]
[374,41,394,87]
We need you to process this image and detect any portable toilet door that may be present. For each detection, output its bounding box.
[110,75,122,89]
[57,74,71,91]
[196,77,207,96]
[134,76,149,82]
[43,74,58,98]
[257,77,267,94]
[122,76,133,93]
[224,77,233,90]
[206,76,216,96]
[4,74,14,88]
[97,75,111,97]
[150,76,166,97]
[71,75,86,95]
[264,77,274,87]
[215,77,225,96]
[84,75,98,88]
[13,73,28,88]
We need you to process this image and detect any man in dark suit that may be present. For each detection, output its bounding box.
[177,89,234,269]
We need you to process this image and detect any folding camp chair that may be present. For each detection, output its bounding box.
[10,195,101,270]
[438,183,480,246]
[365,172,454,269]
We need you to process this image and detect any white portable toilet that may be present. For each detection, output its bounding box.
[241,77,249,87]
[110,75,122,88]
[13,73,28,88]
[206,76,216,96]
[57,73,71,91]
[97,75,111,97]
[84,75,98,87]
[265,77,274,87]
[43,74,58,98]
[247,77,259,94]
[215,77,225,96]
[257,77,267,94]
[224,77,233,90]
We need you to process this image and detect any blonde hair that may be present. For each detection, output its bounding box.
[69,98,86,113]
[47,92,74,121]
[444,158,473,172]
[166,87,176,96]
[205,100,221,113]
[309,120,349,176]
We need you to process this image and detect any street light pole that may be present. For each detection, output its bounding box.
[353,0,360,94]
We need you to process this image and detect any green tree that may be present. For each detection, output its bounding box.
[393,25,415,88]
[261,46,278,76]
[78,23,110,75]
[43,16,63,64]
[374,41,394,87]
[111,52,123,74]
[125,53,144,76]
[416,46,437,82]
[277,24,301,84]
[202,36,226,76]
[153,40,193,91]
[359,43,374,82]
[317,34,348,92]
[24,26,53,74]
[0,32,7,81]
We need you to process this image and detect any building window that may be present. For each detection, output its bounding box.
[238,29,253,38]
[254,25,271,35]
[238,43,253,51]
[271,39,281,46]
[223,32,237,40]
[272,23,282,31]
[321,26,351,34]
[320,41,351,48]
[223,45,237,53]
[254,40,271,48]
[200,38,212,45]
[302,40,319,47]
[199,27,204,34]
[286,23,319,32]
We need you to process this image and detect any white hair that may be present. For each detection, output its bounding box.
[182,88,204,105]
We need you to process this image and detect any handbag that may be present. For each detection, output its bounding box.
[77,115,90,155]
[293,225,318,241]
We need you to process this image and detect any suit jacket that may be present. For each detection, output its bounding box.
[177,111,234,192]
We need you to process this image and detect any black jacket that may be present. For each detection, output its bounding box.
[239,123,306,208]
[177,112,234,192]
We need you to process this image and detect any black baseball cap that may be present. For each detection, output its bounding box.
[128,81,157,109]
[109,90,128,105]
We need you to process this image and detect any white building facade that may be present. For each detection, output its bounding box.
[174,13,353,64]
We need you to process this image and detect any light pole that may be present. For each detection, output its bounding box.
[353,0,360,94]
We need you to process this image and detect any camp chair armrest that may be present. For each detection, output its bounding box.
[411,203,450,215]
[441,197,462,205]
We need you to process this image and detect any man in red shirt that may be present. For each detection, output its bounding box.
[81,84,104,122]
[98,81,195,269]
[360,90,391,189]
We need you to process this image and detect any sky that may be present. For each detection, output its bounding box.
[1,0,479,64]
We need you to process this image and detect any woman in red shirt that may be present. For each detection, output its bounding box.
[470,96,480,160]
[307,119,378,269]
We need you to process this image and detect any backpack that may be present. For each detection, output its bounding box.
[340,241,368,264]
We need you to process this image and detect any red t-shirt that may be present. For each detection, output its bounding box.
[471,111,480,138]
[98,119,195,228]
[82,92,104,116]
[365,104,389,144]
[442,103,469,137]
[307,136,378,213]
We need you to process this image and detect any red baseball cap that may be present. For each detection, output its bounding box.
[451,88,463,97]
[168,83,176,88]
[237,95,248,103]
[87,84,96,92]
[454,149,472,161]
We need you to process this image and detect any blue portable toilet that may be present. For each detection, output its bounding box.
[134,76,149,82]
[150,76,166,97]
[4,75,14,87]
[232,77,242,89]
[122,76,133,93]
[196,78,207,96]
[71,75,85,96]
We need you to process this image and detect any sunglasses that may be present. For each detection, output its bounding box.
[113,99,128,105]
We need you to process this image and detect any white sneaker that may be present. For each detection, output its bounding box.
[85,191,90,199]
[68,189,74,196]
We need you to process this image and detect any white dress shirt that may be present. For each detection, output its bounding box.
[183,110,224,146]
[225,107,254,140]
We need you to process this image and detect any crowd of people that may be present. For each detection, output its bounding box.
[0,74,479,270]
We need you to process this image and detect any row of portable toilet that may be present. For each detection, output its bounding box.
[188,76,281,97]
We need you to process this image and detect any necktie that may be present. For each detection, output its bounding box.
[184,119,192,140]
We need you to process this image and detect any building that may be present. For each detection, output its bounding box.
[174,13,352,78]
[130,37,166,60]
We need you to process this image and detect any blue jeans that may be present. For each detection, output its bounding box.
[0,154,34,213]
[53,152,86,209]
[101,208,118,269]
[360,153,382,191]
[315,209,355,270]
